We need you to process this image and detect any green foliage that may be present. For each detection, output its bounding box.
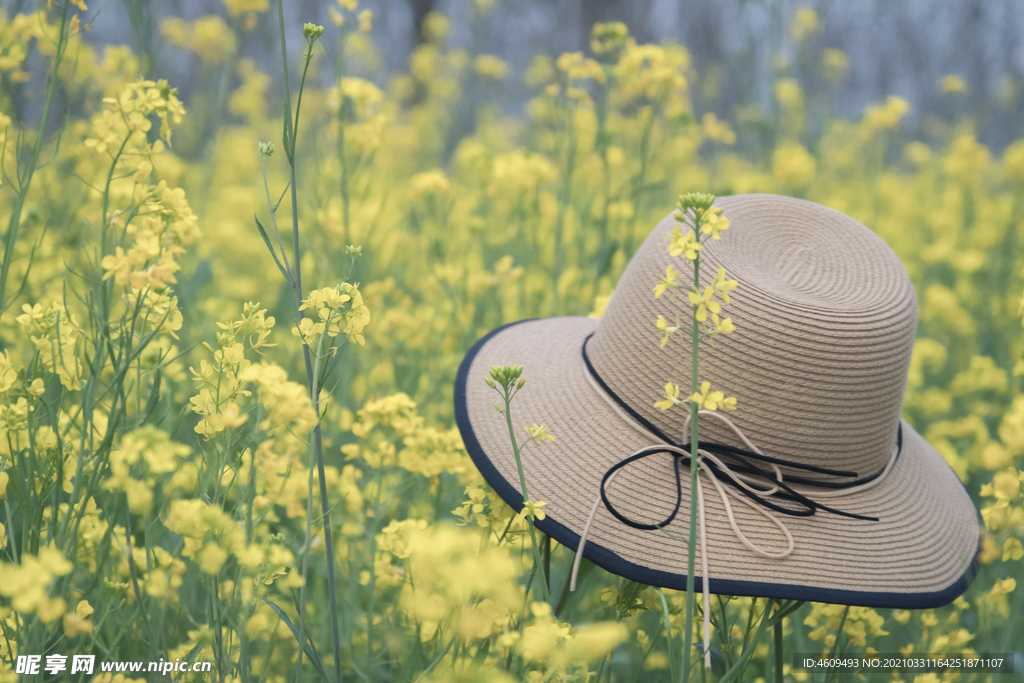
[0,2,1020,682]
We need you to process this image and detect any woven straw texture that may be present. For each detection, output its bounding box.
[456,194,979,606]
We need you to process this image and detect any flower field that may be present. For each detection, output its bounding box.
[0,1,1022,681]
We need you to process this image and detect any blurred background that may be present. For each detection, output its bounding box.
[8,0,1024,155]
[2,1,1024,680]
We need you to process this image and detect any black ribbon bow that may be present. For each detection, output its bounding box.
[582,333,900,531]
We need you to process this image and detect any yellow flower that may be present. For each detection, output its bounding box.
[224,0,269,15]
[654,382,681,411]
[1002,538,1023,562]
[990,576,1016,597]
[27,378,45,397]
[63,600,95,638]
[292,317,325,343]
[688,287,720,322]
[524,423,555,443]
[474,54,509,80]
[408,169,452,200]
[892,609,911,624]
[654,264,678,298]
[518,499,547,521]
[701,112,736,145]
[772,142,816,187]
[0,351,17,392]
[690,382,735,411]
[0,471,8,499]
[710,267,738,303]
[710,313,735,335]
[940,74,968,94]
[567,622,629,662]
[656,315,682,348]
[668,226,701,261]
[358,9,373,32]
[863,96,910,129]
[700,209,730,239]
[199,543,229,574]
[789,6,819,42]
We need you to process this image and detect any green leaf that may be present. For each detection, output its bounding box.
[470,637,490,668]
[261,596,330,683]
[413,637,455,683]
[696,644,728,679]
[142,367,161,423]
[254,215,291,283]
[282,100,294,162]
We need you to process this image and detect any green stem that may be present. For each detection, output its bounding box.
[0,2,70,322]
[276,0,292,118]
[261,153,292,278]
[717,601,774,683]
[552,97,577,316]
[197,20,240,210]
[501,390,549,602]
[297,411,316,683]
[293,51,314,156]
[681,234,702,681]
[274,5,344,680]
[774,619,784,683]
[658,588,677,683]
[336,33,351,237]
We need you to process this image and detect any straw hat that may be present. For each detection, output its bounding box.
[454,194,979,608]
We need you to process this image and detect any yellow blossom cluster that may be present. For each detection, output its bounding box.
[294,284,371,348]
[1,5,1023,681]
[16,301,83,390]
[805,604,889,649]
[0,547,73,622]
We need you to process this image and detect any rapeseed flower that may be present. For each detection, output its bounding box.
[688,286,720,322]
[518,499,547,522]
[668,225,701,260]
[654,264,678,298]
[655,382,681,411]
[690,382,736,412]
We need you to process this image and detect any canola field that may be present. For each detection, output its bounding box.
[0,1,1022,681]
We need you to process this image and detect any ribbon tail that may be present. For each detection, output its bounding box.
[572,473,618,591]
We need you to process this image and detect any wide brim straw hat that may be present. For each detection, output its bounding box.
[454,194,980,608]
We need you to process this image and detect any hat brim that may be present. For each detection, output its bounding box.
[454,317,980,608]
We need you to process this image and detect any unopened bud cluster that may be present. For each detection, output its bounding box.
[486,365,525,393]
[303,23,325,41]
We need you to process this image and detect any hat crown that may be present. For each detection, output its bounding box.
[589,194,917,479]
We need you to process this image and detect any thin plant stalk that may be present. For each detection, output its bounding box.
[0,1,71,321]
[774,620,784,683]
[680,216,704,680]
[658,588,677,682]
[274,5,344,682]
[552,95,577,316]
[335,25,351,238]
[499,384,549,602]
[297,319,333,683]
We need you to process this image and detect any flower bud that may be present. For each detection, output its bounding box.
[258,141,275,157]
[678,192,716,214]
[303,22,325,41]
